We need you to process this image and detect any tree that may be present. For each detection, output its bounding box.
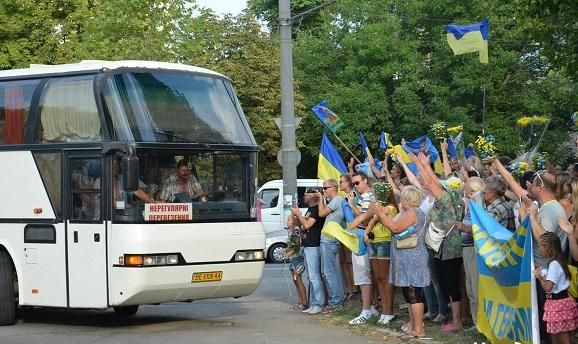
[173,10,306,182]
[286,0,577,175]
[247,0,328,32]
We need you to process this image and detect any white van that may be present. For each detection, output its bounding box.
[257,179,323,263]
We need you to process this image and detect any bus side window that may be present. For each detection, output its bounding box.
[0,79,41,145]
[35,76,102,143]
[33,152,62,219]
[70,158,101,221]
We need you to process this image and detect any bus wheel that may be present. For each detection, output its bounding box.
[113,305,139,316]
[0,251,16,325]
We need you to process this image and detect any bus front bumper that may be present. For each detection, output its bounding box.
[109,260,264,306]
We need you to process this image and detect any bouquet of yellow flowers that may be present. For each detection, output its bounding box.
[475,135,496,159]
[509,161,529,181]
[516,116,549,128]
[430,121,448,139]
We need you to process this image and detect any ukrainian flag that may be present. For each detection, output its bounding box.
[469,201,538,344]
[379,131,393,151]
[446,19,489,64]
[318,132,347,182]
[401,136,444,175]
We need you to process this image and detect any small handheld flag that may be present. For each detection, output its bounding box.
[358,131,374,161]
[379,131,393,151]
[446,19,489,64]
[311,101,345,134]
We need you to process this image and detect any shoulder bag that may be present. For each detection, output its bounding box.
[396,217,426,250]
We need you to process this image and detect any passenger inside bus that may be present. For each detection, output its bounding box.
[112,158,157,209]
[72,159,101,220]
[158,159,207,203]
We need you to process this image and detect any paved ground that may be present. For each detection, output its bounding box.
[0,264,381,344]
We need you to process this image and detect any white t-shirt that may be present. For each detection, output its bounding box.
[545,260,570,294]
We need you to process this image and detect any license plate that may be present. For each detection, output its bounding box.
[191,271,223,283]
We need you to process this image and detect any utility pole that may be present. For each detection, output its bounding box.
[278,0,298,207]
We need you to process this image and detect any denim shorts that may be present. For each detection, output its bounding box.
[369,241,391,260]
[289,254,305,274]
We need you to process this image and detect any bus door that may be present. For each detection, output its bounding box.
[65,154,108,308]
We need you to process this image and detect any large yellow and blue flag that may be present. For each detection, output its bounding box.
[318,132,347,182]
[469,201,539,344]
[312,101,345,134]
[446,19,489,64]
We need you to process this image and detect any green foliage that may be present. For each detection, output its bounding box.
[288,0,577,176]
[0,0,576,181]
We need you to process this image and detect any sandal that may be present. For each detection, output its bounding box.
[441,323,462,333]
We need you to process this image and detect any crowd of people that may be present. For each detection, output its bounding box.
[284,141,578,343]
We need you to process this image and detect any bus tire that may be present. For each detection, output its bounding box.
[113,305,139,316]
[0,251,16,325]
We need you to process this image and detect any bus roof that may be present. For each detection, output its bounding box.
[0,60,228,80]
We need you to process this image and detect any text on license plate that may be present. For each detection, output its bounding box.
[192,271,223,283]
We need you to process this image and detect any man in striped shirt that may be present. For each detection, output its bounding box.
[346,171,378,324]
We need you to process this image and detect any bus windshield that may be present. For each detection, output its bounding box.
[112,149,256,224]
[102,71,255,144]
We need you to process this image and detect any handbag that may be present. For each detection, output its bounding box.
[569,264,578,299]
[396,219,426,250]
[425,222,455,253]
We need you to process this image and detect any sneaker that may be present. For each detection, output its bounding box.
[369,306,379,317]
[423,312,435,321]
[377,314,396,325]
[433,314,447,323]
[304,306,323,314]
[349,313,371,325]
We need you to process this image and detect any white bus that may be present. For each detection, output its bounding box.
[0,61,265,325]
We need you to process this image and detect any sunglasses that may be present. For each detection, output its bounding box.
[322,186,335,190]
[353,181,362,186]
[532,170,546,186]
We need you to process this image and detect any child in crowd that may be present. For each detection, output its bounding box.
[286,214,307,310]
[534,232,578,344]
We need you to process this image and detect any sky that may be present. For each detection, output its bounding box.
[195,0,248,16]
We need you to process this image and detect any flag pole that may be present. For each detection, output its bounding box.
[482,67,487,135]
[330,131,362,164]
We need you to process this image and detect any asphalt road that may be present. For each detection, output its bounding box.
[0,264,375,344]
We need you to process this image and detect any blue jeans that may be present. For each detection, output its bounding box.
[304,246,324,308]
[321,239,343,306]
[424,256,448,316]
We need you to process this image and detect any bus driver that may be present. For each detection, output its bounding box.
[158,159,207,203]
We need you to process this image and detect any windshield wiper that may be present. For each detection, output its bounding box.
[153,129,190,142]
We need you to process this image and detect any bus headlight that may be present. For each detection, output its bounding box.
[122,254,182,267]
[233,250,264,262]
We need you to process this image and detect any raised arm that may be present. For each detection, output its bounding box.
[440,139,452,178]
[370,159,383,179]
[488,156,529,201]
[397,153,422,188]
[382,155,401,196]
[414,152,443,198]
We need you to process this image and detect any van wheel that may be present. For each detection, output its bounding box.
[268,243,287,264]
[0,251,16,325]
[113,305,139,316]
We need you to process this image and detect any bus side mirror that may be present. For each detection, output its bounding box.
[122,156,139,192]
